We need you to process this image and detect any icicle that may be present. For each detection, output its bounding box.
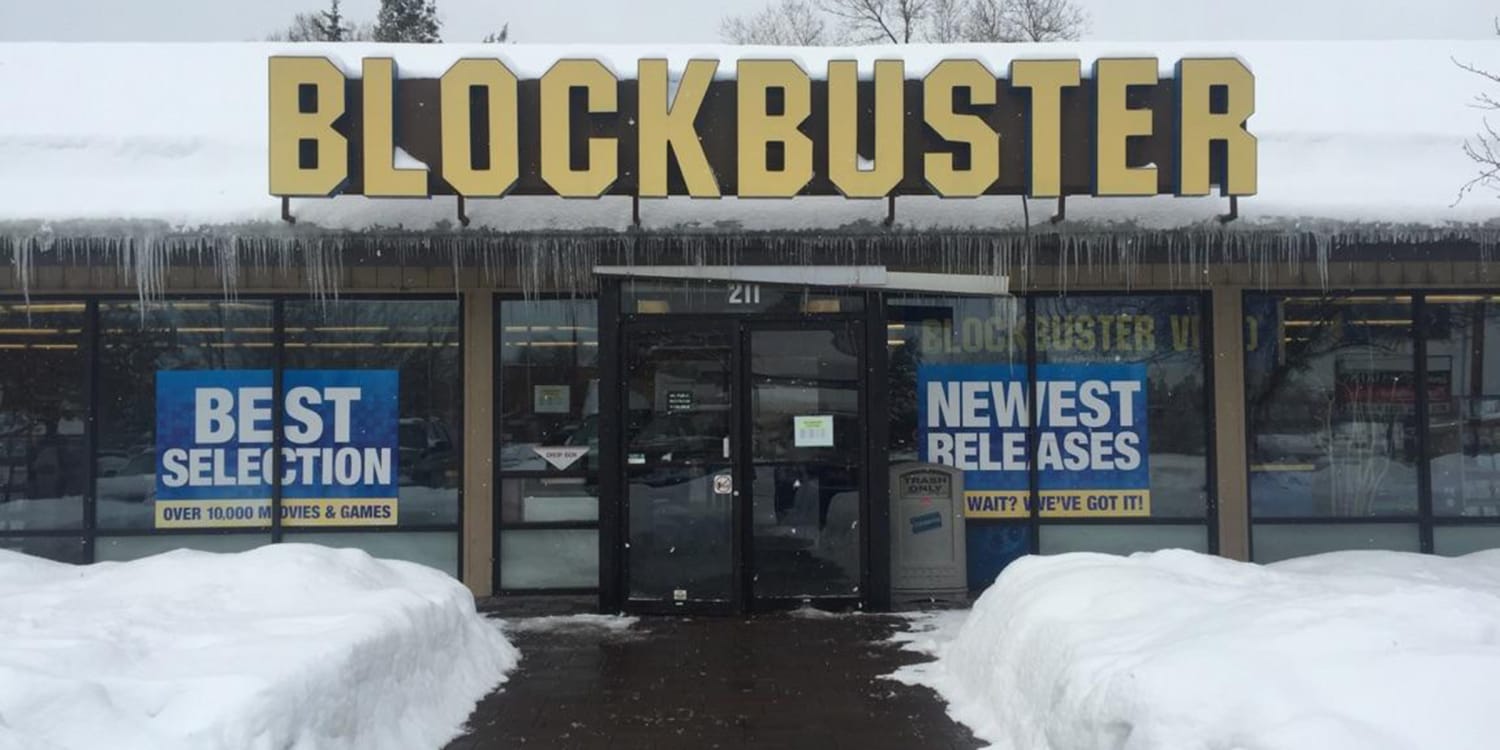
[13,235,34,310]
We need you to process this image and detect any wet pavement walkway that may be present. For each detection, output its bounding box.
[445,612,981,750]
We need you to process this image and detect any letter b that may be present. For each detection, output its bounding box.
[196,388,236,444]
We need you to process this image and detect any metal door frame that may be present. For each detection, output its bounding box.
[739,317,869,613]
[600,278,876,615]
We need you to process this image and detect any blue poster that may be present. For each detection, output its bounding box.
[917,362,1150,518]
[154,370,399,528]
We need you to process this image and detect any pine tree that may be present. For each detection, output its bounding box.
[374,0,443,43]
[482,23,510,43]
[313,0,350,42]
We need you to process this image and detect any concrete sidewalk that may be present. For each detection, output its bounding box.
[445,612,980,750]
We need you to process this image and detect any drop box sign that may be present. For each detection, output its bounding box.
[918,363,1150,518]
[154,370,399,528]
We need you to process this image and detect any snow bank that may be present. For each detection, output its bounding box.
[0,544,518,750]
[903,550,1500,750]
[0,40,1497,231]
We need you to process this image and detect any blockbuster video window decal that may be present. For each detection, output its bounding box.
[267,55,1256,201]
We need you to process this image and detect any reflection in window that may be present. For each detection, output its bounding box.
[887,296,1026,465]
[1246,295,1419,518]
[500,477,598,523]
[498,300,599,472]
[96,301,274,530]
[0,535,87,564]
[888,295,1026,591]
[1036,295,1210,520]
[0,302,86,531]
[1425,297,1500,517]
[285,300,461,527]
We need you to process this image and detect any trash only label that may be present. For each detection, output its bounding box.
[917,363,1150,518]
[154,370,399,528]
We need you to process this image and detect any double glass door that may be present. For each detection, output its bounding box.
[621,319,865,612]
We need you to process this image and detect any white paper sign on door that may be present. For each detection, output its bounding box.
[793,415,835,447]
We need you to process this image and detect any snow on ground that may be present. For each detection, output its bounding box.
[0,544,518,750]
[890,549,1500,750]
[497,613,639,634]
[0,41,1497,231]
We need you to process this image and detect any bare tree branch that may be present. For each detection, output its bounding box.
[925,0,966,42]
[1454,20,1500,204]
[721,0,1085,46]
[816,0,928,44]
[721,0,830,45]
[965,0,1086,42]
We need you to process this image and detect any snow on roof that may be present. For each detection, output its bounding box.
[1,40,1498,235]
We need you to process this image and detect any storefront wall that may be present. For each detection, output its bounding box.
[5,248,1500,600]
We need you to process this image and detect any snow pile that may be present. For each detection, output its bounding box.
[0,544,518,750]
[498,613,639,634]
[902,550,1500,750]
[0,41,1497,230]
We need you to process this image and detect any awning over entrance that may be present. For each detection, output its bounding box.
[593,265,1009,296]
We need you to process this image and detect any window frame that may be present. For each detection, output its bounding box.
[886,289,1219,577]
[1242,289,1500,560]
[0,293,464,576]
[493,293,602,595]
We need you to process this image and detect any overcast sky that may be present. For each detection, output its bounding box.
[0,0,1494,43]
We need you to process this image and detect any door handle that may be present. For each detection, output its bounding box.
[723,436,731,459]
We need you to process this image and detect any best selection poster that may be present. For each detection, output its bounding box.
[917,363,1150,518]
[154,370,399,528]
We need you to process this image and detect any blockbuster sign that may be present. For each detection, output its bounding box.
[268,55,1256,201]
[154,370,399,529]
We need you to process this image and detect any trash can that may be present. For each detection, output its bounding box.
[890,462,967,604]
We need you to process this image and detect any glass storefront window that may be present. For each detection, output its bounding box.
[280,531,459,577]
[1433,525,1500,556]
[0,302,87,532]
[889,295,1027,591]
[284,300,461,527]
[1423,297,1500,518]
[97,301,275,530]
[890,293,1211,588]
[94,533,270,561]
[1035,295,1210,520]
[1252,523,1421,563]
[1245,295,1420,518]
[1039,524,1209,555]
[500,477,597,523]
[499,529,598,589]
[498,299,599,472]
[497,298,602,593]
[0,297,463,577]
[0,535,87,564]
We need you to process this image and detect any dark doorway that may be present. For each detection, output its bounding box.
[603,279,871,614]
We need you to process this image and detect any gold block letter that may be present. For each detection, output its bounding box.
[1011,59,1080,198]
[440,59,520,197]
[362,58,428,197]
[639,59,720,198]
[828,59,904,199]
[269,57,347,197]
[737,60,812,198]
[540,59,619,198]
[1094,58,1159,196]
[923,60,999,198]
[1178,58,1257,196]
